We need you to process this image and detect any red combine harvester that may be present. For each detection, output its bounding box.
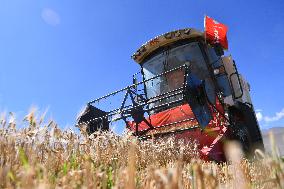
[77,19,264,161]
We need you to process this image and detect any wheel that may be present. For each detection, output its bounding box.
[228,104,264,158]
[233,124,252,155]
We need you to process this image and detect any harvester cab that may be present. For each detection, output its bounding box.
[77,28,264,161]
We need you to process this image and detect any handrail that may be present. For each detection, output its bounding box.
[88,64,188,104]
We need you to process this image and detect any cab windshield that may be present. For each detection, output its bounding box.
[142,41,211,102]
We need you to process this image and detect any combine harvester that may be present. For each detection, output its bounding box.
[77,16,264,161]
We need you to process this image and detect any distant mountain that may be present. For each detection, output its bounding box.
[261,127,284,155]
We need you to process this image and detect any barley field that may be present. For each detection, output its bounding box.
[0,110,283,189]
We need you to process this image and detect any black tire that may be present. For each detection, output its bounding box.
[233,124,253,156]
[228,102,265,158]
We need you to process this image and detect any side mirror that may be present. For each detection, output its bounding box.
[133,77,137,85]
[133,77,138,91]
[213,43,224,56]
[185,73,213,129]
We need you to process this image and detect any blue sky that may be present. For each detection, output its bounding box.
[0,0,283,130]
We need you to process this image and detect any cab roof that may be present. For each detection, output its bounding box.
[131,28,204,64]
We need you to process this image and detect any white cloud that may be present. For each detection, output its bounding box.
[263,108,284,123]
[256,112,263,122]
[41,8,60,26]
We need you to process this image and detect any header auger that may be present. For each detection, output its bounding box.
[77,26,264,161]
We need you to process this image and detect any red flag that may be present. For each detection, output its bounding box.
[205,16,228,49]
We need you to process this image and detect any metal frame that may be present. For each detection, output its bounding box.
[79,65,190,135]
[79,40,232,137]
